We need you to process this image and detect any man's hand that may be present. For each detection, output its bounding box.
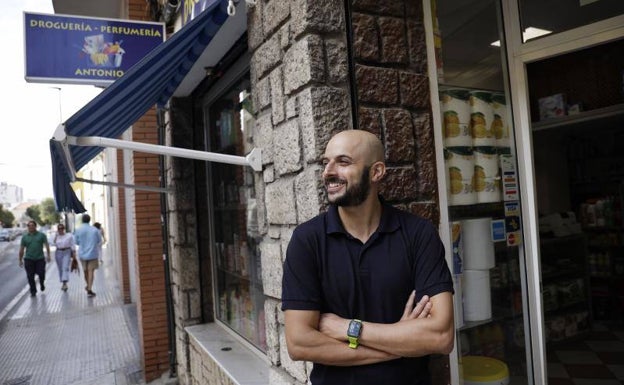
[46,255,51,263]
[18,259,23,268]
[401,291,432,321]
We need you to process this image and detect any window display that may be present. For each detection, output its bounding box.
[206,75,266,351]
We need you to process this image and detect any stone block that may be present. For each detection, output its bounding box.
[252,75,271,113]
[284,35,325,95]
[356,65,398,105]
[264,299,281,365]
[260,241,283,298]
[399,71,430,108]
[247,0,264,51]
[265,178,298,224]
[285,95,298,119]
[279,23,292,50]
[252,33,282,82]
[255,112,274,164]
[358,107,382,136]
[274,120,303,175]
[299,86,351,163]
[407,20,427,73]
[291,0,345,38]
[408,201,439,224]
[295,167,322,223]
[380,166,418,201]
[263,165,275,183]
[263,0,290,36]
[383,108,415,163]
[379,17,408,64]
[352,12,378,61]
[325,38,349,84]
[352,0,404,16]
[270,66,286,124]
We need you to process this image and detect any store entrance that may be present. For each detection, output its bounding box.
[529,39,624,383]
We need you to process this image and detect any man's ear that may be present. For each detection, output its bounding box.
[370,162,386,182]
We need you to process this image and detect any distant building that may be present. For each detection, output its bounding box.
[0,182,23,209]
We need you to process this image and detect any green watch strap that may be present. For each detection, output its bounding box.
[348,336,359,349]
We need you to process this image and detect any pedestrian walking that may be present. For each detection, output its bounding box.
[282,130,454,385]
[93,222,106,264]
[74,214,102,297]
[18,221,51,297]
[52,223,76,291]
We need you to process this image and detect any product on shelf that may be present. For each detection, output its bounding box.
[491,93,511,148]
[474,147,502,203]
[441,89,472,147]
[461,218,495,270]
[469,91,496,147]
[463,269,492,321]
[445,147,477,206]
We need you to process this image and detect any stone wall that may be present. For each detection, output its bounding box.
[353,0,440,225]
[248,0,352,382]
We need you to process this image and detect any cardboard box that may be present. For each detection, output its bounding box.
[539,93,566,120]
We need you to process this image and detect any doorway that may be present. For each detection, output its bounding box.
[529,39,624,383]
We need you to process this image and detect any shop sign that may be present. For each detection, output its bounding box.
[24,12,165,86]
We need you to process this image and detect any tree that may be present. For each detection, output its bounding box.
[0,204,15,227]
[40,198,61,225]
[26,206,42,225]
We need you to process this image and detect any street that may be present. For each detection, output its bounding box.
[0,237,30,316]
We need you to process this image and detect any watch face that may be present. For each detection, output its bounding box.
[348,320,362,337]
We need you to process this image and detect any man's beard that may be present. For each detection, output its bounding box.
[326,166,371,207]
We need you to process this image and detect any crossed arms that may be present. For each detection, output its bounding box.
[284,291,454,366]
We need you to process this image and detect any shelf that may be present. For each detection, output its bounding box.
[449,202,505,220]
[532,103,624,132]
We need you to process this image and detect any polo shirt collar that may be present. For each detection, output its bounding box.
[326,196,401,235]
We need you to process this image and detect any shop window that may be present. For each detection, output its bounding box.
[519,0,624,43]
[205,74,266,351]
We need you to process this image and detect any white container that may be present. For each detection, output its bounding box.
[469,91,496,147]
[461,217,495,270]
[462,269,492,321]
[491,93,511,148]
[445,147,476,206]
[441,89,472,147]
[474,147,501,203]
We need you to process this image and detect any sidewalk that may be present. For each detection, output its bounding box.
[0,258,143,385]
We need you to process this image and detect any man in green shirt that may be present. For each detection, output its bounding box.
[19,221,51,297]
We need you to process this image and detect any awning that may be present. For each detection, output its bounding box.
[50,0,246,213]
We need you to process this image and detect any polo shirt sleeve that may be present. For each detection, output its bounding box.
[281,225,323,312]
[412,221,454,301]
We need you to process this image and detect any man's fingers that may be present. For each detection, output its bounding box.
[402,291,416,318]
[410,295,431,318]
[416,301,433,318]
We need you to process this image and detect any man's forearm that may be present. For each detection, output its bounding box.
[287,328,398,366]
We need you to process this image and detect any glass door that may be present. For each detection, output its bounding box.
[501,2,624,384]
[427,1,532,383]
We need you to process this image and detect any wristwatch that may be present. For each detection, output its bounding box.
[347,319,363,349]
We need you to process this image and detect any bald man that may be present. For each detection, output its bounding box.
[282,130,454,385]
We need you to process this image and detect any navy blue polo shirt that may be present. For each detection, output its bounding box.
[282,201,454,385]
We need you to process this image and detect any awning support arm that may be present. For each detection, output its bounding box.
[75,177,172,193]
[65,135,263,172]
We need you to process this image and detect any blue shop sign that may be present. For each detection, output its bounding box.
[24,12,165,86]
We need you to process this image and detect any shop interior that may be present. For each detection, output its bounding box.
[530,38,624,381]
[435,1,624,383]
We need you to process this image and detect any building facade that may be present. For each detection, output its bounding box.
[53,0,624,384]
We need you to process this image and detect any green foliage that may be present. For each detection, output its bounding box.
[26,206,42,225]
[40,198,61,225]
[25,198,60,226]
[0,204,15,227]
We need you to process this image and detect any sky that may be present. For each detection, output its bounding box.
[0,0,102,202]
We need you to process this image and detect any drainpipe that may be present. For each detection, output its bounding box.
[344,0,359,130]
[157,107,177,378]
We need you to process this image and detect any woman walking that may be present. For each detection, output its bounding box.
[53,224,76,291]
